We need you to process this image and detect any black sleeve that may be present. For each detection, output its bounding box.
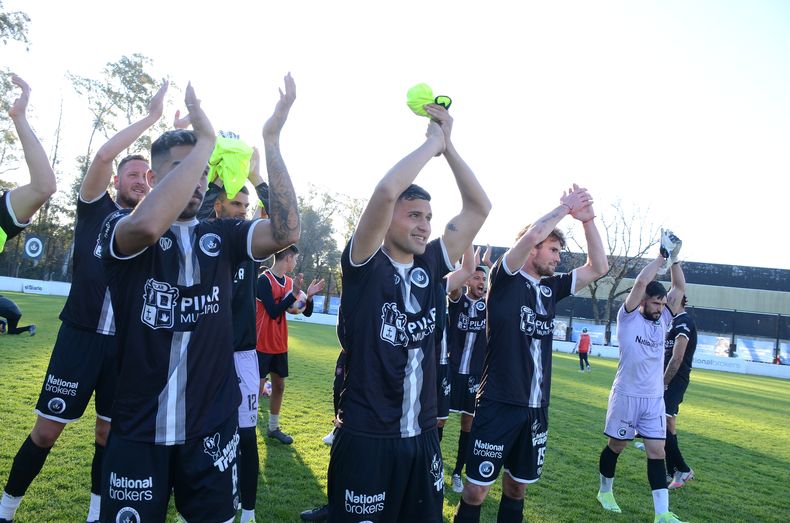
[303,297,315,317]
[0,191,28,244]
[255,182,269,214]
[256,274,296,318]
[99,208,135,261]
[197,182,222,221]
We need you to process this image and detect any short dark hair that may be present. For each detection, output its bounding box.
[117,154,149,175]
[398,184,431,202]
[645,280,667,299]
[274,244,299,261]
[515,224,566,249]
[216,185,249,203]
[474,265,488,274]
[151,130,198,173]
[681,294,688,308]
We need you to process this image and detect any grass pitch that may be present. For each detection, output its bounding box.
[0,291,789,522]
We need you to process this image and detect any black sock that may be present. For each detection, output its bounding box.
[671,433,690,472]
[4,435,52,497]
[454,499,482,523]
[497,494,524,523]
[648,458,668,490]
[91,443,105,495]
[453,430,470,476]
[599,445,619,478]
[438,426,444,441]
[238,427,259,510]
[664,432,677,475]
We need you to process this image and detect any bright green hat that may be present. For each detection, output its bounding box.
[406,83,452,117]
[208,132,254,199]
[0,227,6,253]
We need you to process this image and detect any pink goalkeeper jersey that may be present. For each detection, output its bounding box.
[612,304,672,398]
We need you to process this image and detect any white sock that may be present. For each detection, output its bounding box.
[0,491,22,520]
[86,492,101,521]
[269,413,280,432]
[652,488,669,514]
[240,508,256,522]
[599,474,614,493]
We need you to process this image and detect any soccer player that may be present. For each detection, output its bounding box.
[447,262,488,493]
[0,75,56,254]
[0,294,35,335]
[197,147,269,523]
[596,245,687,523]
[256,245,325,444]
[0,82,165,523]
[97,78,300,522]
[454,185,608,523]
[328,103,491,522]
[575,327,592,371]
[663,276,697,490]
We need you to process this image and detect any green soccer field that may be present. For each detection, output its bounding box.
[1,291,789,522]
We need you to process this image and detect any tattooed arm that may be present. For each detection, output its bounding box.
[503,185,590,273]
[425,105,491,264]
[251,73,301,259]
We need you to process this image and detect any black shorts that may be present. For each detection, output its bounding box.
[257,351,288,378]
[327,429,444,522]
[664,379,689,417]
[333,351,347,415]
[449,373,479,416]
[34,322,118,422]
[100,415,239,523]
[465,398,549,486]
[436,363,450,420]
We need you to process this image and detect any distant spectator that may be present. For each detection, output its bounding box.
[0,295,36,336]
[575,328,591,371]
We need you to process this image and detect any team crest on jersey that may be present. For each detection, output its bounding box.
[457,313,469,330]
[520,306,537,336]
[141,279,179,329]
[380,303,409,347]
[429,454,444,492]
[159,236,172,251]
[199,233,221,257]
[540,285,552,297]
[475,300,486,312]
[115,506,140,523]
[410,267,430,288]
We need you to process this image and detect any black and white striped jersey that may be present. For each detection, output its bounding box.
[478,256,575,408]
[447,294,487,376]
[338,237,455,438]
[101,209,261,444]
[59,193,120,334]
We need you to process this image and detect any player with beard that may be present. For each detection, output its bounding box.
[196,146,269,523]
[447,261,488,493]
[0,82,166,523]
[329,103,490,522]
[97,78,299,522]
[454,185,608,523]
[0,75,56,255]
[596,239,686,523]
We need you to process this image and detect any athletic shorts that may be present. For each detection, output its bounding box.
[100,415,239,523]
[257,351,288,378]
[327,429,443,522]
[235,349,260,429]
[436,363,450,420]
[604,390,666,440]
[664,379,689,417]
[449,373,479,416]
[35,322,117,423]
[465,399,549,486]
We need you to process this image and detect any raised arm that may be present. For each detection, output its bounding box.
[251,73,301,259]
[425,105,491,264]
[80,82,167,202]
[447,244,478,299]
[503,185,590,273]
[666,261,686,315]
[113,84,215,255]
[569,199,609,290]
[623,254,665,312]
[351,122,445,264]
[7,75,56,222]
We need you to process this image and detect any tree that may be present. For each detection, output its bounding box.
[0,2,30,174]
[0,2,29,48]
[568,200,660,343]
